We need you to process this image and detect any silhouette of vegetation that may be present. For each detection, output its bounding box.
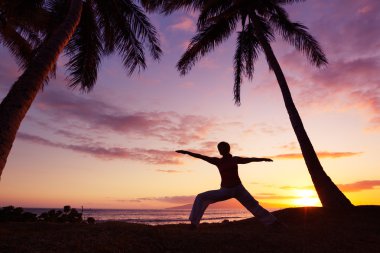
[0,0,49,68]
[0,205,95,223]
[87,216,96,224]
[149,0,353,209]
[38,205,83,223]
[0,206,37,222]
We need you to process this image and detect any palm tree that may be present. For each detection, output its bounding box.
[154,0,353,209]
[0,0,161,179]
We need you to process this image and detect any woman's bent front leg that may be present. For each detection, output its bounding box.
[189,188,232,226]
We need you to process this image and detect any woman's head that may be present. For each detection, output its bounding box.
[217,141,230,156]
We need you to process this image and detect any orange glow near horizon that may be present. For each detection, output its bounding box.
[292,190,321,207]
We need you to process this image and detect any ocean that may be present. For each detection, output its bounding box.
[25,208,252,225]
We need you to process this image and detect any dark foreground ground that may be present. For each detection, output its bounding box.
[1,206,379,253]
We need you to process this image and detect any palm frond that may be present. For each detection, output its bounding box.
[0,24,33,68]
[94,0,117,54]
[233,23,261,105]
[234,31,245,106]
[177,13,238,75]
[243,23,260,80]
[117,30,146,75]
[250,14,275,70]
[197,1,235,30]
[0,0,50,68]
[95,0,160,75]
[120,0,161,60]
[139,0,166,12]
[65,1,102,91]
[110,2,146,75]
[270,5,327,66]
[251,14,275,43]
[275,0,305,5]
[161,0,208,14]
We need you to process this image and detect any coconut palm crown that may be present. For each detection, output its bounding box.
[151,0,353,209]
[0,0,161,178]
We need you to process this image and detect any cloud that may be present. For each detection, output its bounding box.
[155,169,191,173]
[338,180,380,192]
[280,180,380,192]
[270,151,362,159]
[181,40,191,50]
[17,132,182,164]
[280,185,312,190]
[130,195,195,204]
[169,17,196,32]
[198,57,220,70]
[54,129,93,143]
[277,142,299,151]
[243,123,289,136]
[276,0,380,130]
[34,90,217,145]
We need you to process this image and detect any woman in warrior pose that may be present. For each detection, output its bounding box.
[176,141,281,229]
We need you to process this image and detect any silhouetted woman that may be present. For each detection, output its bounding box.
[176,141,279,229]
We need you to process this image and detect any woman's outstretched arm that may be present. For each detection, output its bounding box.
[176,150,218,165]
[234,157,273,164]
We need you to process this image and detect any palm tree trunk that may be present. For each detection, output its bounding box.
[0,0,83,179]
[253,26,353,210]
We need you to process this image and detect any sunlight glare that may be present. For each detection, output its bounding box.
[293,189,321,207]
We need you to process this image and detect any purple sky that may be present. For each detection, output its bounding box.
[0,0,379,209]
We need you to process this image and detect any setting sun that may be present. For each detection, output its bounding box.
[292,190,321,207]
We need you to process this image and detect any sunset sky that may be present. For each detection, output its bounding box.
[0,0,379,210]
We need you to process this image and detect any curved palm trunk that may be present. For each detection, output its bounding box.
[0,0,83,179]
[254,29,353,210]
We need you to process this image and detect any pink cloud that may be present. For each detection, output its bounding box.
[277,52,380,130]
[271,0,380,130]
[169,17,196,32]
[281,180,380,193]
[338,180,380,192]
[34,90,216,145]
[277,142,299,151]
[17,132,183,164]
[243,123,290,136]
[156,169,190,173]
[181,40,191,50]
[198,57,220,70]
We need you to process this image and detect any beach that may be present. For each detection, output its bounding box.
[1,206,379,253]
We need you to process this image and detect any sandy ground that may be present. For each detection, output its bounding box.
[1,206,379,253]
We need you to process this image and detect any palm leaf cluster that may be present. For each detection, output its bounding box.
[0,0,161,91]
[154,0,327,105]
[60,0,161,91]
[0,0,48,68]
